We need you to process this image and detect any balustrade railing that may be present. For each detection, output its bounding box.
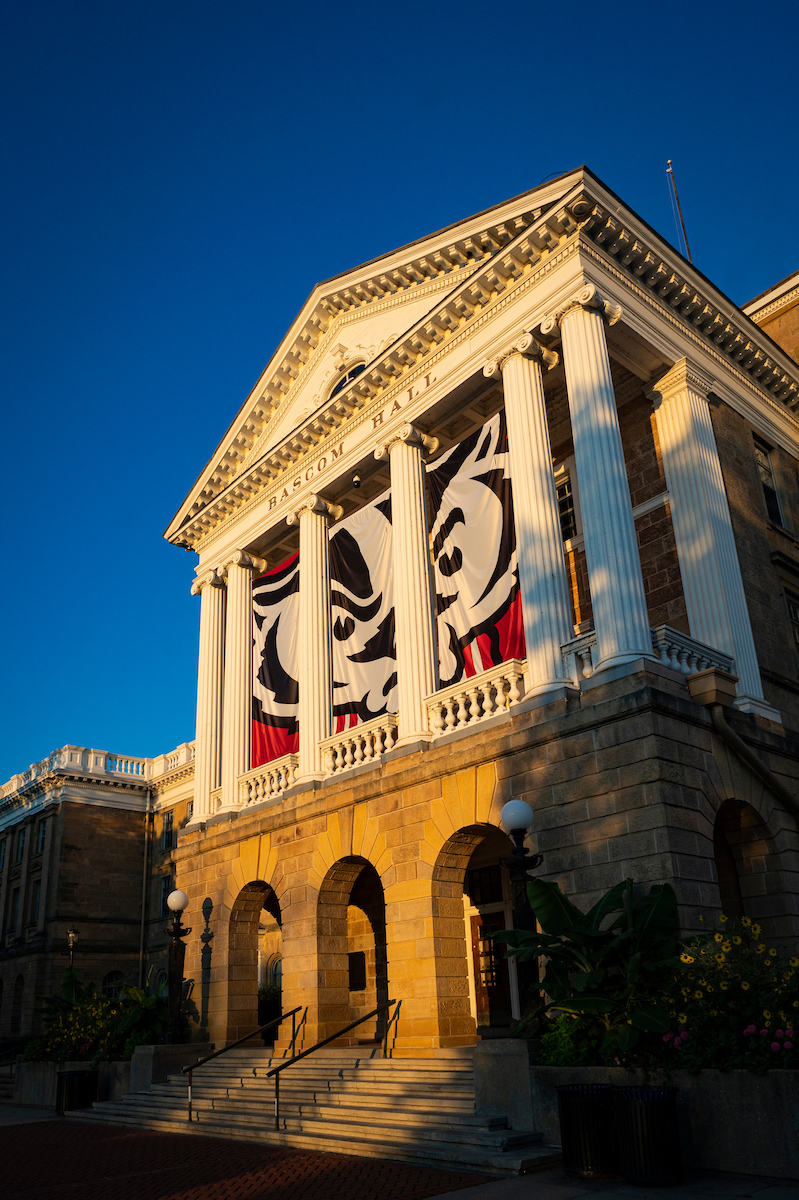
[426,659,526,738]
[320,714,398,776]
[561,625,733,685]
[239,754,299,805]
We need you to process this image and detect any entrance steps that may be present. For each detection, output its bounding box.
[67,1046,560,1176]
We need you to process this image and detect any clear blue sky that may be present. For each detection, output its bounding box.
[2,0,797,782]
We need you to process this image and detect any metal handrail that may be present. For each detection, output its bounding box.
[183,1005,305,1122]
[267,998,399,1131]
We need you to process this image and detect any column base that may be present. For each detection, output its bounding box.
[394,731,433,749]
[523,677,579,699]
[591,649,659,674]
[734,695,784,726]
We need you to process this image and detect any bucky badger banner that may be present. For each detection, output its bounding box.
[252,553,300,767]
[330,492,397,731]
[427,411,525,688]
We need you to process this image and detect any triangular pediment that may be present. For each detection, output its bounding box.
[165,169,587,542]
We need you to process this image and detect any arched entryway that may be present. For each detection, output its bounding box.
[227,880,281,1042]
[317,857,388,1043]
[713,799,790,939]
[432,823,519,1042]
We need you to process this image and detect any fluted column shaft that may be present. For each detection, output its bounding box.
[190,570,225,822]
[220,551,264,810]
[290,497,341,779]
[556,288,653,670]
[650,359,767,707]
[486,336,573,692]
[377,426,439,743]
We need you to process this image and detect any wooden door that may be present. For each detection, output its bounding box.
[470,911,512,1028]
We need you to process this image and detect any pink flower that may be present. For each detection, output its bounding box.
[776,1030,785,1038]
[760,1029,769,1037]
[663,1033,673,1042]
[787,1030,795,1038]
[771,1042,781,1052]
[743,1025,756,1036]
[674,1042,682,1050]
[785,1042,794,1050]
[680,1032,689,1042]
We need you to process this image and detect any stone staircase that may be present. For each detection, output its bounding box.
[68,1047,560,1175]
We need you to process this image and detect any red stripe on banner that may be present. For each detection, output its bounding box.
[462,643,477,679]
[494,591,526,663]
[252,721,298,768]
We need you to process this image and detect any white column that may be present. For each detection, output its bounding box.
[375,425,439,744]
[542,284,653,671]
[220,551,265,811]
[287,496,342,780]
[189,569,225,823]
[649,359,778,719]
[484,334,574,694]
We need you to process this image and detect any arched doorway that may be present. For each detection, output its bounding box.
[227,880,281,1043]
[713,798,793,940]
[317,857,388,1043]
[432,823,519,1042]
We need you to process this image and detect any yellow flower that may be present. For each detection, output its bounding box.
[705,985,714,993]
[722,942,732,952]
[711,1010,718,1016]
[694,991,703,1000]
[681,954,694,964]
[699,915,705,922]
[741,916,752,927]
[793,1001,799,1009]
[678,1013,687,1023]
[756,944,765,954]
[733,936,742,945]
[715,953,726,964]
[714,933,724,943]
[790,958,799,968]
[742,982,750,991]
[763,1010,772,1020]
[720,981,728,990]
[720,914,728,923]
[752,924,761,938]
[769,948,777,957]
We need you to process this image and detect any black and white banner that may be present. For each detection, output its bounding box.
[252,553,300,767]
[427,411,525,688]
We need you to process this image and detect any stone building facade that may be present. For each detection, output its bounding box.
[3,168,799,1054]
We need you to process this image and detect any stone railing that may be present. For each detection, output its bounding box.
[320,714,399,776]
[426,660,526,738]
[650,624,734,675]
[562,626,734,685]
[239,755,299,805]
[1,741,199,804]
[210,787,222,812]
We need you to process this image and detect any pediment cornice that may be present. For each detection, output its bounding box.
[166,169,799,553]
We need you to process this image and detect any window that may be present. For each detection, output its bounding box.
[29,880,40,926]
[754,436,783,526]
[187,800,194,821]
[9,888,20,932]
[161,811,174,852]
[160,875,174,918]
[16,829,25,863]
[270,956,282,990]
[36,820,46,855]
[467,865,504,905]
[155,969,168,997]
[330,362,365,398]
[11,975,24,1034]
[556,473,577,541]
[348,950,367,992]
[102,971,124,1000]
[0,840,5,871]
[786,591,799,654]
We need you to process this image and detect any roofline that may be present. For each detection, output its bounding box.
[743,268,799,312]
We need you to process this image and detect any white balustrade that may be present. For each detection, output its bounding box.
[239,754,300,805]
[106,755,148,777]
[650,624,734,676]
[320,714,399,776]
[561,631,598,685]
[426,660,526,738]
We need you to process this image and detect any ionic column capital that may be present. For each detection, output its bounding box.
[219,550,267,577]
[483,331,559,380]
[540,283,622,339]
[374,424,439,461]
[646,357,715,410]
[286,494,344,526]
[190,569,224,597]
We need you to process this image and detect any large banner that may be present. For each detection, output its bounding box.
[427,411,525,688]
[330,492,397,731]
[252,553,300,767]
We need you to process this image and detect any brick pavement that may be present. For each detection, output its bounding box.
[3,1120,492,1200]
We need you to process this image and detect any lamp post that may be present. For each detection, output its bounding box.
[66,927,79,1001]
[500,800,542,1020]
[162,890,190,1044]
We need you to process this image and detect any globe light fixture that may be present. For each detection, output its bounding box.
[167,889,189,913]
[162,891,191,1043]
[500,799,534,833]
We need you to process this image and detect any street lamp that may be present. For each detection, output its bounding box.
[500,800,542,1021]
[162,890,191,1044]
[66,927,79,968]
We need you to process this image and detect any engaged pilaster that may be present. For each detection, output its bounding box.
[220,551,266,811]
[648,359,778,719]
[287,496,343,780]
[190,569,225,822]
[484,334,573,695]
[375,424,439,744]
[541,284,654,671]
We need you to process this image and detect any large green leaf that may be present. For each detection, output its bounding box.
[616,1024,640,1051]
[559,996,616,1014]
[631,1006,670,1033]
[526,878,584,934]
[581,881,628,930]
[631,884,678,948]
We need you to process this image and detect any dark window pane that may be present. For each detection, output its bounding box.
[467,864,504,905]
[556,475,577,541]
[348,950,366,991]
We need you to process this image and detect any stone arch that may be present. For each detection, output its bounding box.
[713,799,792,940]
[227,880,281,1042]
[317,856,388,1043]
[431,822,516,1044]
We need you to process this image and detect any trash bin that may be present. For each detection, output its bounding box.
[56,1069,99,1115]
[555,1085,619,1178]
[614,1085,682,1186]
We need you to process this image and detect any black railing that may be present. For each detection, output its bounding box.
[267,998,400,1131]
[182,1005,305,1123]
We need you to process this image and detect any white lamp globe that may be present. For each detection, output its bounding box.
[167,889,189,913]
[500,800,534,832]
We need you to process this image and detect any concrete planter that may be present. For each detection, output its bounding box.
[13,1060,130,1108]
[531,1065,799,1181]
